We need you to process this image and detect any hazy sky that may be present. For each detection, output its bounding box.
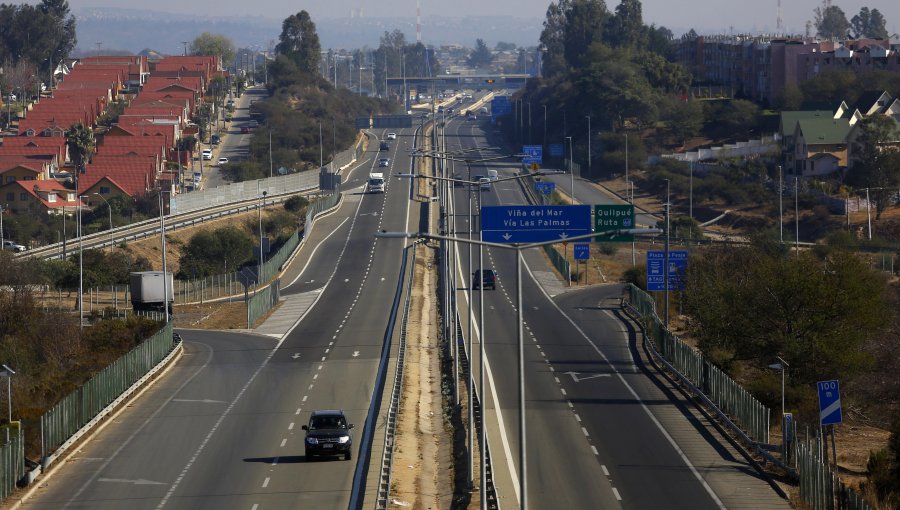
[69,0,900,35]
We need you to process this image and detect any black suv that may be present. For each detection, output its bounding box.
[379,141,390,151]
[302,410,354,461]
[473,269,496,290]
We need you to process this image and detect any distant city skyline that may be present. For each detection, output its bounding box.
[69,0,900,35]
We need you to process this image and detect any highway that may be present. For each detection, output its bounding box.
[445,112,788,509]
[22,126,418,509]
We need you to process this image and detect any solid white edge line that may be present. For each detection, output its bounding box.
[283,217,350,289]
[612,487,622,501]
[521,257,727,510]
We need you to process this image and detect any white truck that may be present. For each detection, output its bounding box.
[130,271,174,313]
[367,172,385,193]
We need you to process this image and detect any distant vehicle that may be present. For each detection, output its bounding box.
[130,271,174,313]
[367,172,385,193]
[478,177,491,190]
[379,141,389,151]
[210,134,220,145]
[470,114,477,121]
[302,410,354,461]
[1,240,26,252]
[480,106,489,114]
[240,126,250,134]
[472,269,496,290]
[6,94,16,102]
[487,169,498,181]
[248,120,259,128]
[386,132,397,140]
[218,157,228,165]
[201,149,212,160]
[378,158,390,167]
[453,173,464,187]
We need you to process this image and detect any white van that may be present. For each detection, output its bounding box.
[478,177,491,191]
[368,172,385,193]
[487,169,498,181]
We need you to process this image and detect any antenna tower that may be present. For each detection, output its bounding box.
[416,0,422,43]
[776,0,784,32]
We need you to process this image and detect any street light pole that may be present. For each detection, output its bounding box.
[585,115,591,174]
[376,228,662,510]
[664,179,670,327]
[158,192,170,323]
[565,136,574,203]
[778,166,783,243]
[78,198,84,328]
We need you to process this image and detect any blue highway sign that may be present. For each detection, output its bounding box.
[534,181,556,195]
[522,145,543,165]
[817,380,843,425]
[481,205,591,244]
[491,96,511,122]
[549,143,565,157]
[573,243,590,260]
[646,251,688,291]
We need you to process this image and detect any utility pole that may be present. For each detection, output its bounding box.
[182,41,188,57]
[664,179,671,326]
[778,166,783,243]
[586,115,591,173]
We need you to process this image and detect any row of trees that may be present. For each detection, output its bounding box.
[0,0,75,78]
[812,0,889,39]
[371,29,439,97]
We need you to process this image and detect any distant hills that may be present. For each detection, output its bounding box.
[73,7,543,55]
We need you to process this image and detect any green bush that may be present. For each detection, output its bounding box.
[284,195,309,212]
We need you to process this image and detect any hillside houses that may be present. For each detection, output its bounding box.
[0,54,224,217]
[780,90,900,177]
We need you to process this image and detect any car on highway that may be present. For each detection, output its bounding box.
[217,157,228,165]
[472,269,496,290]
[379,141,390,151]
[378,158,390,167]
[2,240,26,252]
[240,126,250,134]
[477,177,491,191]
[210,134,220,145]
[453,173,464,187]
[386,132,397,140]
[201,149,212,160]
[302,410,354,461]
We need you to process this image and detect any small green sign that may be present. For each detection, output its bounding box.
[594,204,635,242]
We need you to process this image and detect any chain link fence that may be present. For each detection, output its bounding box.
[626,283,770,442]
[626,283,875,509]
[0,423,24,501]
[40,323,178,468]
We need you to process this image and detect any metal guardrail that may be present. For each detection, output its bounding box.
[625,283,770,443]
[40,323,179,468]
[0,423,24,501]
[625,283,876,509]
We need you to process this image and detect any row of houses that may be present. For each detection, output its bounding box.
[676,35,900,104]
[0,55,224,218]
[781,90,900,177]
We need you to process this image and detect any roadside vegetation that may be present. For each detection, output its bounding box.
[222,10,395,182]
[0,250,166,457]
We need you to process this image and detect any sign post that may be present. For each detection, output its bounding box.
[646,251,688,291]
[574,243,590,285]
[522,145,543,165]
[594,205,635,242]
[817,379,842,467]
[480,205,591,244]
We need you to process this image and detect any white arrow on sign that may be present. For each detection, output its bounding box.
[171,399,227,404]
[292,353,301,359]
[98,478,166,485]
[565,371,611,383]
[559,232,569,239]
[352,351,360,357]
[502,233,512,241]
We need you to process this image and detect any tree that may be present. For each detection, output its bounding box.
[190,33,236,68]
[468,39,493,68]
[606,0,646,48]
[539,0,572,78]
[814,0,850,39]
[66,122,95,181]
[664,98,703,145]
[851,7,889,39]
[178,227,253,279]
[495,41,517,51]
[844,115,900,220]
[0,1,75,75]
[562,0,609,70]
[276,10,321,75]
[683,242,891,384]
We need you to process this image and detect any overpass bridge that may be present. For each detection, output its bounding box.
[386,74,529,92]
